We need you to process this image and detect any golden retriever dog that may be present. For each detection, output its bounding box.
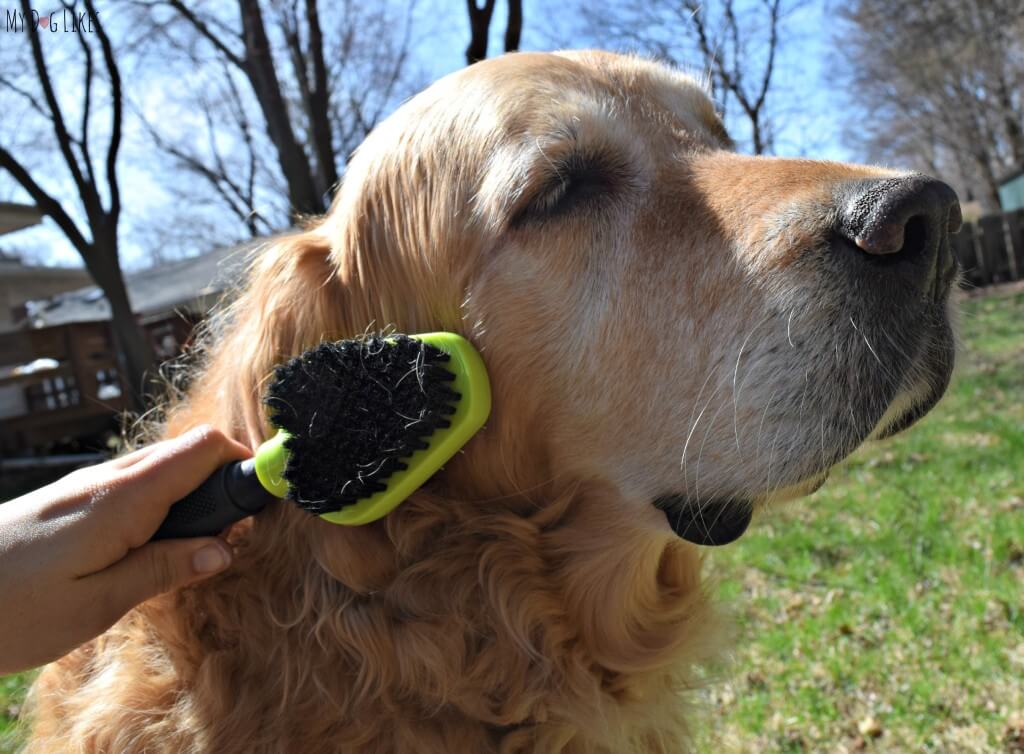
[26,51,960,753]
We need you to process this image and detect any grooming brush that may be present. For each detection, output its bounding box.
[151,332,491,540]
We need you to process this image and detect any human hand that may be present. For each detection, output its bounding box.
[0,425,250,674]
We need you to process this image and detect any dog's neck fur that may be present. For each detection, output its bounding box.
[28,482,720,754]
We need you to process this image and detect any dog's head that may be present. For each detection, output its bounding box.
[308,51,959,545]
[182,50,960,556]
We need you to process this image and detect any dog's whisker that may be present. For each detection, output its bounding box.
[681,367,719,497]
[764,424,784,500]
[733,315,768,454]
[694,395,729,527]
[850,316,900,388]
[755,387,780,466]
[820,414,828,474]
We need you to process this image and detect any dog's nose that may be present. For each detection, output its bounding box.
[837,175,961,261]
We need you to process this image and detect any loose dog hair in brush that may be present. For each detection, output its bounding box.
[26,51,961,753]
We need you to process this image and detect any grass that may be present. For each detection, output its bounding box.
[0,672,34,753]
[698,289,1024,754]
[1,291,1021,753]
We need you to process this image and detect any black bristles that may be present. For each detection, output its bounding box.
[265,334,460,515]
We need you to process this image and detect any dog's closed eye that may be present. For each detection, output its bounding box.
[514,149,629,226]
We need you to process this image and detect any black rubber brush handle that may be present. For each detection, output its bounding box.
[152,458,277,540]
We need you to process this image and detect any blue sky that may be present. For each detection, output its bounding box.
[416,0,852,161]
[1,0,853,270]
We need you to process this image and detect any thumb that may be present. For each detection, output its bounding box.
[91,538,232,620]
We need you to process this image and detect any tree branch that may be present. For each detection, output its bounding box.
[682,0,776,153]
[86,0,123,222]
[505,0,523,52]
[20,0,94,214]
[71,1,98,194]
[282,3,312,110]
[465,0,496,65]
[238,0,321,215]
[0,74,49,120]
[148,120,262,232]
[0,145,91,254]
[220,60,262,222]
[723,0,744,94]
[137,85,268,237]
[364,2,416,131]
[162,0,246,68]
[753,0,781,112]
[305,0,337,192]
[684,1,736,95]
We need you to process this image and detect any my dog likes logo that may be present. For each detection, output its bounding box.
[5,7,97,33]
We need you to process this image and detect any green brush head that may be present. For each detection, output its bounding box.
[254,332,490,525]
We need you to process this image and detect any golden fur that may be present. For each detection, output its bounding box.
[25,51,945,752]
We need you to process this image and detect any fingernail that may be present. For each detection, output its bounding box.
[192,543,231,574]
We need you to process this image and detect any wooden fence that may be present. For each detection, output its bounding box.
[951,208,1024,288]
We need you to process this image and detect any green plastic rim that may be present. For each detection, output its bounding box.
[253,427,290,498]
[319,332,491,526]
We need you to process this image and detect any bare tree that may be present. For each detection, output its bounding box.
[132,59,275,238]
[466,0,523,66]
[585,0,789,155]
[130,0,417,225]
[323,2,418,165]
[0,0,156,407]
[837,0,1024,212]
[156,0,325,217]
[684,0,780,155]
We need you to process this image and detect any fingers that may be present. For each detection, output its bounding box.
[86,537,233,632]
[109,426,253,543]
[128,425,252,489]
[106,441,163,470]
[107,425,249,471]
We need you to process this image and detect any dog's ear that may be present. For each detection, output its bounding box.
[166,228,403,592]
[166,229,349,446]
[165,129,469,586]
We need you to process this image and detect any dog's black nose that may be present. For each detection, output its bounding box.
[837,174,961,260]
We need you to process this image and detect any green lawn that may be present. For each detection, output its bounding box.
[698,290,1024,753]
[1,292,1021,754]
[0,672,34,753]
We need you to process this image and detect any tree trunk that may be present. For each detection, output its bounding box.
[995,78,1024,167]
[83,239,156,411]
[750,111,765,155]
[305,0,339,199]
[505,0,523,52]
[466,0,496,65]
[239,0,324,216]
[971,151,1003,213]
[107,286,157,409]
